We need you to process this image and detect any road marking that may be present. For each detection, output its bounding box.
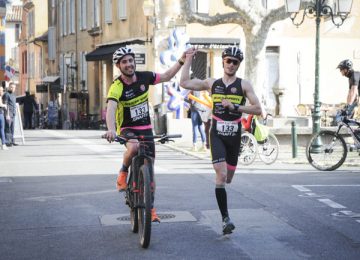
[292,185,311,192]
[25,189,116,202]
[317,199,346,209]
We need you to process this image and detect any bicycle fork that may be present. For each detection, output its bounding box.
[129,157,155,209]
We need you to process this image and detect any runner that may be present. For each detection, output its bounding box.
[180,46,262,234]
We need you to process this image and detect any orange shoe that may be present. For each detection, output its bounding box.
[116,171,128,191]
[151,208,160,223]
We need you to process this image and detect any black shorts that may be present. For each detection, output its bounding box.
[210,126,241,167]
[120,128,155,158]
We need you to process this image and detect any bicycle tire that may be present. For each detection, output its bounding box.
[238,132,258,165]
[258,133,279,165]
[138,164,152,248]
[130,205,138,233]
[306,130,347,171]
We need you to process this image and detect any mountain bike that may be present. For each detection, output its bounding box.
[111,133,181,248]
[306,110,360,171]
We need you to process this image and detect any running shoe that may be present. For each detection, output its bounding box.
[116,171,128,191]
[222,217,235,235]
[151,208,161,223]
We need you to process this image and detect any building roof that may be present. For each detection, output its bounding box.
[6,5,22,22]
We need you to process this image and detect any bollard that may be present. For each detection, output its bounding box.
[291,121,298,158]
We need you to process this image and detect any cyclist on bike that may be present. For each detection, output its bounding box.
[180,46,262,234]
[337,59,360,117]
[105,46,187,222]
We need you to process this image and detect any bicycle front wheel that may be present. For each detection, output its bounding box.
[238,132,258,165]
[258,133,279,165]
[306,130,347,171]
[138,164,152,248]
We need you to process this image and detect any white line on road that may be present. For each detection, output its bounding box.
[317,199,346,209]
[292,185,311,192]
[25,189,116,202]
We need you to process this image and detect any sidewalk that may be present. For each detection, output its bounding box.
[165,139,360,167]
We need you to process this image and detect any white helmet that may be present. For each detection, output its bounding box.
[112,47,135,64]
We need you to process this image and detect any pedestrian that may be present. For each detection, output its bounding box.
[336,59,359,117]
[104,46,189,223]
[189,90,207,152]
[0,86,8,150]
[180,46,262,234]
[199,92,212,149]
[21,91,37,129]
[2,82,18,147]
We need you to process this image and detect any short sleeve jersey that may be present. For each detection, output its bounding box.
[347,71,360,92]
[211,78,246,136]
[107,71,156,134]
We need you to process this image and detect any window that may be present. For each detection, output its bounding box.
[60,54,64,85]
[92,0,100,28]
[15,24,20,42]
[79,0,87,30]
[190,0,209,14]
[80,52,88,91]
[60,1,67,36]
[0,56,5,70]
[48,27,56,60]
[117,0,127,20]
[0,31,4,45]
[22,51,27,74]
[27,11,35,38]
[69,0,75,34]
[104,0,112,24]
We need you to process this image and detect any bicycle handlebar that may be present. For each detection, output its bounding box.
[102,133,182,144]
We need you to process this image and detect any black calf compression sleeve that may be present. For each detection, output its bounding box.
[215,187,229,220]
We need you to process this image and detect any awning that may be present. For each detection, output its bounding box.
[86,39,145,61]
[42,76,60,83]
[69,92,89,99]
[189,38,240,49]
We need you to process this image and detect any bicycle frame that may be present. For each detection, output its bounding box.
[128,145,154,208]
[335,117,360,147]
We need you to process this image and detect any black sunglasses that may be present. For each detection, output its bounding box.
[224,58,239,65]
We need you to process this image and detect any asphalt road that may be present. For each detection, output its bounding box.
[0,130,359,260]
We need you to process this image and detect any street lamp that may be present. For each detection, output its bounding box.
[142,0,155,42]
[285,0,353,134]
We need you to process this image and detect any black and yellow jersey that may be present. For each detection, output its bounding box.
[107,71,157,134]
[211,78,246,136]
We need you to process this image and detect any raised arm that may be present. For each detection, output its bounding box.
[180,49,213,91]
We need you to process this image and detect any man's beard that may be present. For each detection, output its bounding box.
[120,65,136,77]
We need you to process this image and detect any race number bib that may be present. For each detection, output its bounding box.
[130,102,148,119]
[216,121,238,134]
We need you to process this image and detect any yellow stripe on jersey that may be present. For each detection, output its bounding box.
[212,94,244,105]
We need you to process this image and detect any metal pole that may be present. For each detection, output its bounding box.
[291,121,298,158]
[313,0,321,134]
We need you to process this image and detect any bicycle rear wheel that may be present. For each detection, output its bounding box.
[238,132,258,165]
[138,164,152,248]
[306,130,347,171]
[258,133,279,165]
